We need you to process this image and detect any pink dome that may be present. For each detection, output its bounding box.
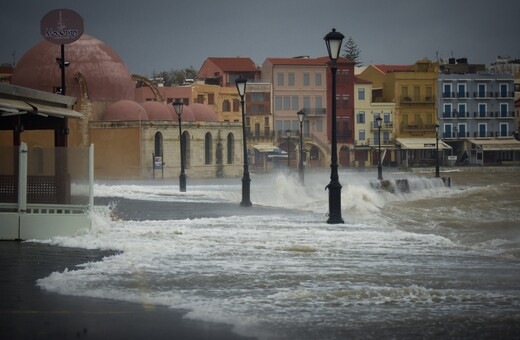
[167,104,196,122]
[11,34,135,101]
[104,100,148,121]
[140,101,172,120]
[190,103,218,122]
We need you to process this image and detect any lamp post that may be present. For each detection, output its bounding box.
[297,110,305,184]
[286,129,291,168]
[376,115,383,180]
[236,76,252,207]
[173,99,186,192]
[434,123,440,178]
[324,28,344,224]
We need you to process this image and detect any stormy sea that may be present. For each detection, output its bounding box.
[35,168,520,339]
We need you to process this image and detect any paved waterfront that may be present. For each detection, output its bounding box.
[0,241,252,340]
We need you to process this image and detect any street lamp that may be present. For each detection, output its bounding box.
[376,115,383,180]
[434,123,440,178]
[324,28,344,224]
[173,99,186,192]
[236,76,252,207]
[297,109,305,184]
[286,129,291,168]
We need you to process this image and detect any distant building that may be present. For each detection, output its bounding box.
[438,58,520,165]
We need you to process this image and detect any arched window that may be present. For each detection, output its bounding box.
[227,133,234,164]
[205,132,212,164]
[182,131,190,168]
[154,131,163,157]
[222,100,231,112]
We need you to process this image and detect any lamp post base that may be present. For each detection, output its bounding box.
[240,174,252,207]
[179,173,186,192]
[378,166,383,180]
[326,180,343,224]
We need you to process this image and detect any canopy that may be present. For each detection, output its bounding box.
[253,144,285,154]
[396,138,452,150]
[0,97,83,119]
[468,138,520,151]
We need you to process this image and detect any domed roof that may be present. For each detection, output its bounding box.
[190,103,218,122]
[11,34,135,101]
[140,101,172,120]
[103,100,148,121]
[167,104,196,122]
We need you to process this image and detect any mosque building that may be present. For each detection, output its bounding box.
[3,34,243,178]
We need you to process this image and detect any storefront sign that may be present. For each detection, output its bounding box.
[41,9,84,44]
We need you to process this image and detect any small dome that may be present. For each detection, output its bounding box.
[167,104,196,122]
[190,103,218,122]
[104,100,148,121]
[141,101,172,120]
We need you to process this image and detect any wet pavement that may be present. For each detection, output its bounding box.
[0,241,252,340]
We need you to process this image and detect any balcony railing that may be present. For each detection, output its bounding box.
[400,96,436,104]
[401,123,435,131]
[301,108,327,116]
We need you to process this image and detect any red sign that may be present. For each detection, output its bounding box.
[41,9,84,44]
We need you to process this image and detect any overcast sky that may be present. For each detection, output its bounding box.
[1,0,519,76]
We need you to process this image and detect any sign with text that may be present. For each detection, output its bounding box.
[41,9,84,44]
[423,143,435,148]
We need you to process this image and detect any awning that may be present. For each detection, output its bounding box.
[396,138,452,150]
[253,144,285,153]
[468,138,520,151]
[0,97,83,119]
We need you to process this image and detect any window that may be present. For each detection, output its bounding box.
[303,73,309,86]
[275,96,283,110]
[283,96,291,110]
[357,111,365,123]
[478,103,486,117]
[222,100,230,112]
[359,130,366,141]
[500,83,508,97]
[316,119,322,132]
[251,93,264,102]
[233,99,240,112]
[303,96,310,110]
[444,104,452,117]
[500,123,508,136]
[457,103,467,117]
[457,83,466,98]
[292,96,299,110]
[208,93,215,105]
[342,95,349,109]
[443,83,452,98]
[315,96,322,110]
[383,112,391,124]
[277,73,284,86]
[315,73,322,86]
[478,83,486,97]
[227,133,234,164]
[383,131,390,143]
[478,123,487,137]
[500,103,508,117]
[204,133,212,164]
[288,73,295,86]
[154,132,163,157]
[358,88,365,100]
[197,94,204,103]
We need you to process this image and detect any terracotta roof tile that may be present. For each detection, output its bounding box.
[372,64,414,74]
[207,57,258,72]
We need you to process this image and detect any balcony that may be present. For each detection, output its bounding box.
[301,108,327,116]
[401,123,435,131]
[495,91,515,98]
[473,92,495,99]
[371,122,393,130]
[400,96,436,104]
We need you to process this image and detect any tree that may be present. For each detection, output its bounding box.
[341,36,362,66]
[153,66,198,86]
